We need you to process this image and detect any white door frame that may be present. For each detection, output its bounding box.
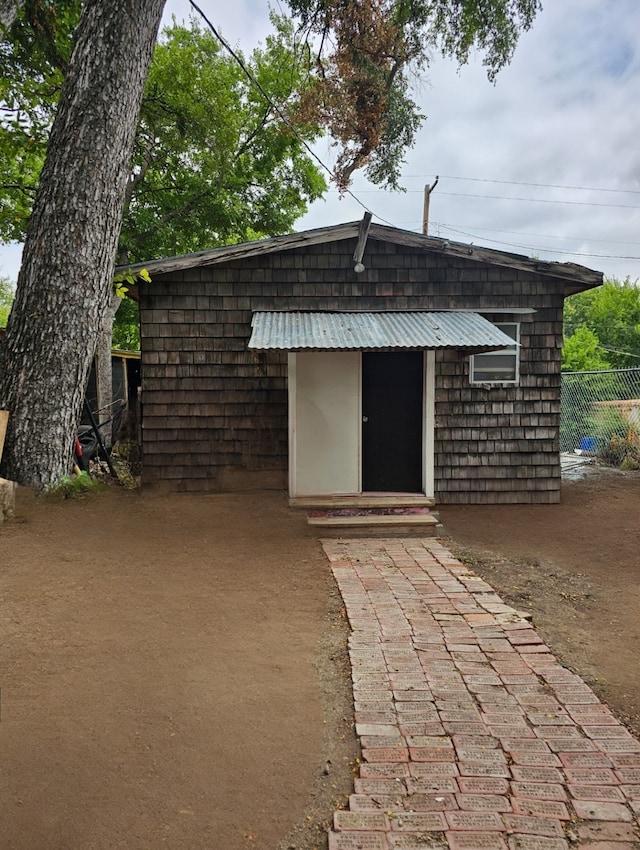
[289,350,435,499]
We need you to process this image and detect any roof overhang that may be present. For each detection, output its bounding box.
[248,311,518,352]
[121,220,603,299]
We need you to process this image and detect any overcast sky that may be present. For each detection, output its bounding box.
[2,0,639,282]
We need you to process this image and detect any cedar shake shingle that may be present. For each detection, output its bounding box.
[139,237,577,500]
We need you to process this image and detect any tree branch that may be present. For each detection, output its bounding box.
[123,187,213,252]
[123,135,157,211]
[236,108,273,158]
[0,181,37,196]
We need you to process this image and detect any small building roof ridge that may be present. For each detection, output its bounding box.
[118,220,603,290]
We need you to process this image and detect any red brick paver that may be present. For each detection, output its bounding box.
[322,537,640,849]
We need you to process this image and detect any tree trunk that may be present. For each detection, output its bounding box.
[0,0,22,30]
[0,0,165,488]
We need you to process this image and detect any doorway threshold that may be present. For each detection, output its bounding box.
[290,493,435,509]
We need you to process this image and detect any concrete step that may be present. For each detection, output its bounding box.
[307,512,441,537]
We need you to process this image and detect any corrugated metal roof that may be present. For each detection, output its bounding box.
[248,311,518,351]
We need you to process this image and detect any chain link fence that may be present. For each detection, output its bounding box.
[560,367,640,466]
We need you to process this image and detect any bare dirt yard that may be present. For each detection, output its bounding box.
[0,466,638,850]
[0,487,358,850]
[440,466,640,739]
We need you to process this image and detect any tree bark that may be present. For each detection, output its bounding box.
[0,0,22,31]
[0,0,165,488]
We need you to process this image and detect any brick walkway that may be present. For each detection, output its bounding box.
[322,537,640,850]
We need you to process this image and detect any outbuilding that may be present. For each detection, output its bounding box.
[132,218,602,503]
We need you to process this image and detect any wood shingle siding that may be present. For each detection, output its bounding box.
[137,227,601,502]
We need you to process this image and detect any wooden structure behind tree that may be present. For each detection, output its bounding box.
[133,221,602,504]
[82,349,141,443]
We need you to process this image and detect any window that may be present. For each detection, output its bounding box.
[470,322,520,384]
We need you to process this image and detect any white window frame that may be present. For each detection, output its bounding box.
[470,322,520,385]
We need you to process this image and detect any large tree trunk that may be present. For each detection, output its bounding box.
[0,0,165,488]
[0,0,22,30]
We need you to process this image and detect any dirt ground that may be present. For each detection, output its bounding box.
[0,487,358,850]
[0,467,638,850]
[440,466,640,739]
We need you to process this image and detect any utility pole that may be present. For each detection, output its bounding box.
[422,176,439,235]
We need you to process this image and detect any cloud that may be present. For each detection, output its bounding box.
[295,0,640,281]
[2,0,639,282]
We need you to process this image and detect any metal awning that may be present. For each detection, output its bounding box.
[248,311,518,351]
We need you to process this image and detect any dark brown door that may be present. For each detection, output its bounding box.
[362,351,423,492]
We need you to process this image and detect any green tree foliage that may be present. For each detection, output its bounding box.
[1,0,542,230]
[1,12,326,252]
[112,297,140,351]
[1,0,542,488]
[290,0,541,187]
[563,278,640,370]
[120,16,325,263]
[0,274,14,325]
[2,12,327,352]
[562,326,610,372]
[0,0,80,240]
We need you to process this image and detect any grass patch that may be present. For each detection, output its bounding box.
[45,471,106,499]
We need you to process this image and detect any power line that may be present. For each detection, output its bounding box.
[599,346,640,359]
[323,185,640,210]
[435,191,640,211]
[434,222,640,248]
[433,222,640,262]
[187,1,397,227]
[409,174,640,196]
[154,10,640,261]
